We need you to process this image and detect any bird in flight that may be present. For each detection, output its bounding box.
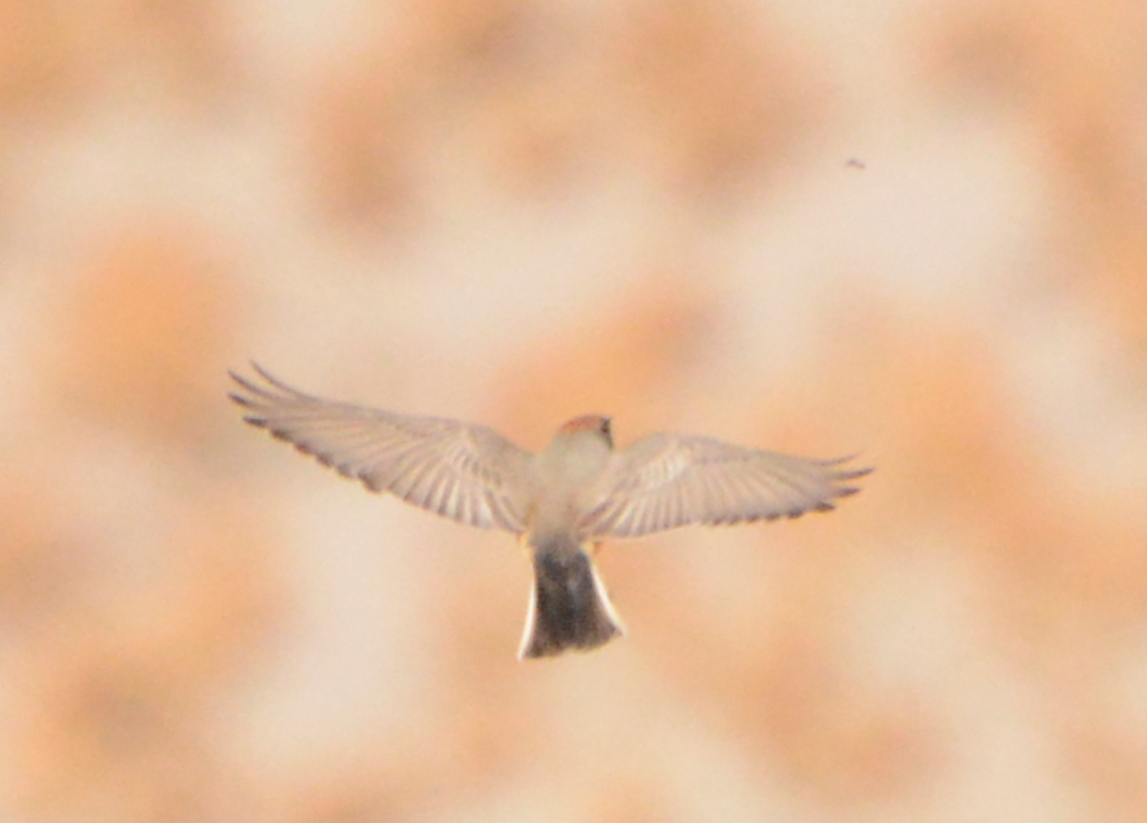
[229,364,871,659]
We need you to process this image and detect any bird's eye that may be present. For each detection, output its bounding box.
[601,419,612,435]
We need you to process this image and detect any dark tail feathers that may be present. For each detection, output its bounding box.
[519,546,623,659]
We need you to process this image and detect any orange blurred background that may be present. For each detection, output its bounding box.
[2,1,1147,821]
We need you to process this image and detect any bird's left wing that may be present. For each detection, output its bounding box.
[577,432,871,539]
[229,364,534,533]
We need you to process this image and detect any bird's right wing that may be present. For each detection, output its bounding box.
[229,364,534,533]
[578,432,871,539]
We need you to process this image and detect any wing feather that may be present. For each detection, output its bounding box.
[229,364,533,533]
[580,433,870,539]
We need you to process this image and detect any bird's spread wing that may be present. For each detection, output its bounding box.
[229,364,534,533]
[577,433,871,539]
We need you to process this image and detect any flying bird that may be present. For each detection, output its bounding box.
[229,364,871,659]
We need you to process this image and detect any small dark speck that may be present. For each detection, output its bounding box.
[846,157,866,170]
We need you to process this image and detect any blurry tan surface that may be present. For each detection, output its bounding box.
[2,1,1147,821]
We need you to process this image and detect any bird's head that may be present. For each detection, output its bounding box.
[556,414,613,449]
[540,414,615,480]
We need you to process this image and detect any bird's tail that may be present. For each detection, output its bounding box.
[518,536,624,660]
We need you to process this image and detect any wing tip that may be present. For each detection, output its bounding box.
[822,453,873,471]
[228,391,258,409]
[228,361,312,401]
[227,367,279,406]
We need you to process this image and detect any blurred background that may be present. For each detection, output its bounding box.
[2,0,1147,821]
